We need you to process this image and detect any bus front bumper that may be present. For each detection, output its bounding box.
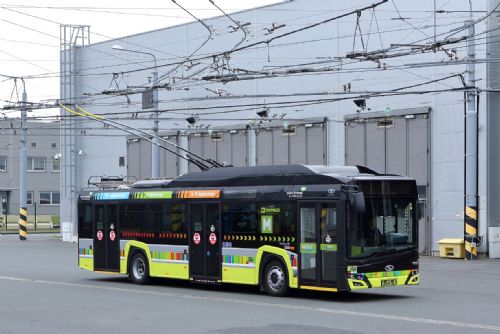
[347,269,419,290]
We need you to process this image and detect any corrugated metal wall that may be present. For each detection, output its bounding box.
[256,123,326,165]
[127,121,327,177]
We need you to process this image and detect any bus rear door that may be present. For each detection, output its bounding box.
[93,204,119,272]
[298,202,339,290]
[189,203,221,283]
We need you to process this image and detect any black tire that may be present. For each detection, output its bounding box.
[262,260,289,297]
[129,252,149,285]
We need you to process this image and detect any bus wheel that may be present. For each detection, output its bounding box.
[263,260,288,297]
[129,252,149,285]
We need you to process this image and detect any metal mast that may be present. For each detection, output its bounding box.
[464,17,479,260]
[18,85,28,241]
[60,25,90,242]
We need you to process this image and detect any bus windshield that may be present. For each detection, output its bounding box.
[348,196,416,259]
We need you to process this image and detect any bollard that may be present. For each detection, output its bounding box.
[19,207,27,240]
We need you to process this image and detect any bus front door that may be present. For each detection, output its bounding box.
[189,203,221,283]
[299,203,338,289]
[93,204,119,272]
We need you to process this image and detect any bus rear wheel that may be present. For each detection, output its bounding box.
[129,252,149,285]
[263,260,288,297]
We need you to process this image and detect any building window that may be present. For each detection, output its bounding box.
[31,142,36,148]
[27,192,33,205]
[28,157,45,172]
[51,143,57,148]
[119,156,125,167]
[0,156,6,172]
[39,192,60,205]
[52,158,60,171]
[377,119,394,128]
[282,126,296,136]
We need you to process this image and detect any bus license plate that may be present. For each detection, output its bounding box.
[381,279,397,287]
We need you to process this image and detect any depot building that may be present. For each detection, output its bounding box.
[59,0,500,257]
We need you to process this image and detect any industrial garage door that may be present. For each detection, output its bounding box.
[256,122,326,165]
[185,121,326,170]
[127,136,179,179]
[345,108,431,254]
[188,130,248,172]
[127,120,327,175]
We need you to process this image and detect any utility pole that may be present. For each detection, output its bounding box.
[247,128,256,166]
[111,45,160,178]
[151,69,160,179]
[464,18,479,260]
[19,84,28,241]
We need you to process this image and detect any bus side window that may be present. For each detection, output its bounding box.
[320,207,336,233]
[78,204,93,239]
[258,203,295,236]
[120,204,154,234]
[222,202,257,234]
[156,204,186,234]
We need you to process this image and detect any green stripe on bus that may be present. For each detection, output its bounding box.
[134,191,173,199]
[320,244,337,251]
[300,243,317,254]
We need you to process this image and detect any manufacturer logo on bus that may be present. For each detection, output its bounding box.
[385,265,395,272]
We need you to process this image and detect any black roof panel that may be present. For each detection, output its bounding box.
[165,164,349,188]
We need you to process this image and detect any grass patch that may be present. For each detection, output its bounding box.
[51,215,61,228]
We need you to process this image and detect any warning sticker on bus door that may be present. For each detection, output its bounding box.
[193,233,201,245]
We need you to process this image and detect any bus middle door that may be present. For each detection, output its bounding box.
[189,203,221,283]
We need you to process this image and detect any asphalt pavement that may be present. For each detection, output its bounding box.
[1,233,499,334]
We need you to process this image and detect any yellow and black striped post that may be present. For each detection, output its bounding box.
[464,206,478,260]
[19,207,28,240]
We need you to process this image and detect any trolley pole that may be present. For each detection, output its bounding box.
[464,19,478,260]
[19,87,28,241]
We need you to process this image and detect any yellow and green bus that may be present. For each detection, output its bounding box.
[78,165,419,296]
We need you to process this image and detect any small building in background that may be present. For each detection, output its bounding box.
[0,120,60,226]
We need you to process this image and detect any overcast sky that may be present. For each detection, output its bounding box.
[0,0,280,116]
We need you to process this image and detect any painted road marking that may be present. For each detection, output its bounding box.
[0,275,499,332]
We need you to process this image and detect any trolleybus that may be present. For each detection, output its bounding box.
[78,165,419,296]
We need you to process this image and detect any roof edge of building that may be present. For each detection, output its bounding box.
[84,0,290,48]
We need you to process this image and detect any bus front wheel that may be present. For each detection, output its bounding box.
[263,260,288,297]
[129,252,149,285]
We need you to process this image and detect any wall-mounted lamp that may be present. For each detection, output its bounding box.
[257,107,269,118]
[353,98,366,109]
[186,116,198,125]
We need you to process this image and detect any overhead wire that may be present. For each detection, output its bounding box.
[38,80,471,121]
[156,0,214,84]
[0,0,492,113]
[66,0,389,79]
[0,14,475,81]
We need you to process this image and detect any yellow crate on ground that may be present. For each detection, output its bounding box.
[438,239,465,258]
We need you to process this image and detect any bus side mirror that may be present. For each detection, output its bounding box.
[349,192,365,213]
